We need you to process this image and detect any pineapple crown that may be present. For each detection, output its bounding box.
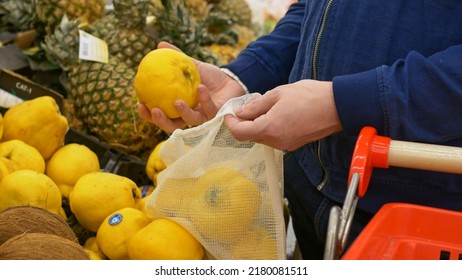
[154,0,208,57]
[112,0,150,28]
[0,0,37,32]
[41,17,90,71]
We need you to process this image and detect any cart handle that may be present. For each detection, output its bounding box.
[349,126,462,197]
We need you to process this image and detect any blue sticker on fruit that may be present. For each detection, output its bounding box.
[108,213,123,225]
[141,185,150,198]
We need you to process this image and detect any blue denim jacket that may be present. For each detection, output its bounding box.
[225,0,462,213]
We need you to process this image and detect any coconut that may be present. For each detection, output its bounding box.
[0,205,77,245]
[0,232,90,260]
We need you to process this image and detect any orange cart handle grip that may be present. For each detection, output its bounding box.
[349,127,462,197]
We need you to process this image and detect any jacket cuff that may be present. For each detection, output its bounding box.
[224,51,279,94]
[220,68,249,94]
[333,68,385,135]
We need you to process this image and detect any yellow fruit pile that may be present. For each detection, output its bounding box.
[0,96,205,260]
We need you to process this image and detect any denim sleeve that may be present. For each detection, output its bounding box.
[223,0,305,94]
[333,44,462,143]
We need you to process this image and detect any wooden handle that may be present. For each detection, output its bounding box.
[388,140,462,174]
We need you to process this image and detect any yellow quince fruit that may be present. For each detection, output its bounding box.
[46,143,100,199]
[3,96,68,160]
[0,170,62,216]
[134,48,200,119]
[0,139,46,178]
[69,172,142,232]
[135,185,155,214]
[97,207,152,260]
[189,168,261,244]
[0,112,3,141]
[128,218,204,260]
[145,140,166,184]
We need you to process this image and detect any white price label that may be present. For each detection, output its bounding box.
[78,30,109,64]
[0,88,23,108]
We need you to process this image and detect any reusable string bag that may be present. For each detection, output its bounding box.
[145,93,286,260]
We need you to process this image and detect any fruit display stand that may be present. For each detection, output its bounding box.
[0,68,150,187]
[0,68,64,112]
[324,126,462,260]
[65,127,152,187]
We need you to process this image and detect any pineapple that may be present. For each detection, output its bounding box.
[200,1,257,65]
[185,0,210,18]
[0,0,37,32]
[92,0,156,70]
[146,0,218,64]
[150,0,207,59]
[35,0,106,34]
[209,0,252,28]
[0,0,105,35]
[42,18,164,154]
[148,0,256,66]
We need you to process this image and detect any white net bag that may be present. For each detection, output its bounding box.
[145,93,286,260]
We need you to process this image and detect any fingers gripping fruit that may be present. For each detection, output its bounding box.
[134,48,200,119]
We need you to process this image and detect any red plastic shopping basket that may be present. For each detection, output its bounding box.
[324,127,462,260]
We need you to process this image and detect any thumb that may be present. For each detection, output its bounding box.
[235,93,278,120]
[157,41,181,51]
[157,41,201,67]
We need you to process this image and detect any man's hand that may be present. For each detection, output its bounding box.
[224,80,343,151]
[138,42,245,134]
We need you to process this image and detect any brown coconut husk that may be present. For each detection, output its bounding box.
[0,205,77,245]
[0,232,90,260]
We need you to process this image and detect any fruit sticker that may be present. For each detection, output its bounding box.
[108,213,123,226]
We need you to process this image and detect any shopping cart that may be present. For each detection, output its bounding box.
[324,126,462,260]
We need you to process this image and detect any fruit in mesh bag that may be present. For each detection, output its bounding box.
[128,218,204,260]
[134,48,201,119]
[0,170,63,217]
[69,172,142,232]
[189,168,261,244]
[45,143,100,199]
[96,207,152,260]
[228,226,278,260]
[2,96,68,160]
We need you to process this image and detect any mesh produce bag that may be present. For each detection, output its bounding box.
[145,94,286,260]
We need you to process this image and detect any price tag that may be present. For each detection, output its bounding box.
[78,30,109,64]
[0,88,23,108]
